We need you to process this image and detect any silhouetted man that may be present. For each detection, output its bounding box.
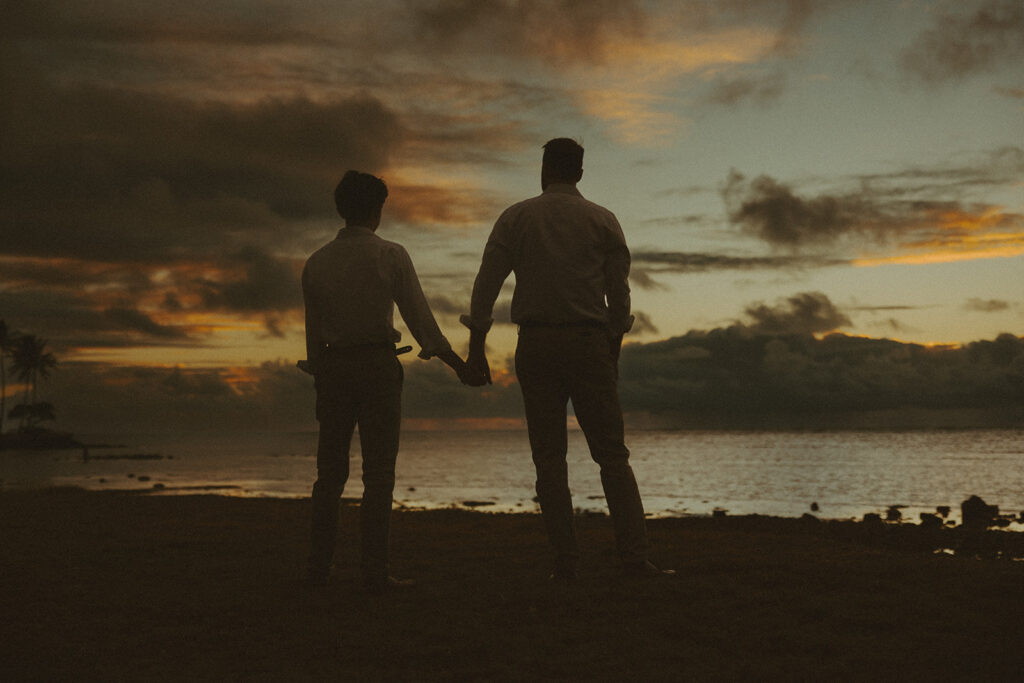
[464,139,672,580]
[303,170,470,594]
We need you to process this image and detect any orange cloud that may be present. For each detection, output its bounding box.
[853,207,1024,267]
[578,90,683,146]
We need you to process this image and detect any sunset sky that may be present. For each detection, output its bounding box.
[2,0,1022,431]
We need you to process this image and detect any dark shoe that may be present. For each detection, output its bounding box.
[364,575,415,595]
[622,560,676,578]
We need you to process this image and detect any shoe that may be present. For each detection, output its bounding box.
[622,560,676,578]
[364,575,415,595]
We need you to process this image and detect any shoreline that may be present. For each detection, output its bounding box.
[2,488,1022,679]
[4,478,1024,530]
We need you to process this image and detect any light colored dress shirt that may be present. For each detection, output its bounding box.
[303,226,451,364]
[469,184,634,335]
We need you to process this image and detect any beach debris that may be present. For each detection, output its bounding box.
[152,483,165,490]
[810,502,820,512]
[936,505,951,518]
[885,505,903,522]
[137,476,151,482]
[961,495,998,530]
[712,508,727,518]
[461,500,495,508]
[407,487,416,492]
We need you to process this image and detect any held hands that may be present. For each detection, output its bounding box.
[440,349,491,386]
[461,350,492,386]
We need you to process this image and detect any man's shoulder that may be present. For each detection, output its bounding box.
[517,190,616,216]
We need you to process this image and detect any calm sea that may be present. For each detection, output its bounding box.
[2,429,1022,523]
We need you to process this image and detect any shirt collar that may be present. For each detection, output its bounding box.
[336,225,375,239]
[543,183,582,197]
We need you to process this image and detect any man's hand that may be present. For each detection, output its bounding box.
[463,351,492,386]
[438,349,490,386]
[463,322,492,386]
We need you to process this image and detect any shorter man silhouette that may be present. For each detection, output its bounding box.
[303,171,471,593]
[463,139,673,580]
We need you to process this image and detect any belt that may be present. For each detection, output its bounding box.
[323,343,414,356]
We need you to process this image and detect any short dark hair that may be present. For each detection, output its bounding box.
[334,170,388,222]
[542,138,584,180]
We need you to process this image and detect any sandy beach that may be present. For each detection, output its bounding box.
[2,487,1022,681]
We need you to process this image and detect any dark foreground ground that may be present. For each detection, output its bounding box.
[1,488,1022,681]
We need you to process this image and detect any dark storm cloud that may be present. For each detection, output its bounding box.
[102,307,188,339]
[723,171,864,246]
[197,248,302,313]
[45,326,1024,433]
[48,361,318,433]
[47,356,524,433]
[618,328,1024,422]
[0,290,192,352]
[722,154,1024,248]
[964,298,1010,313]
[902,0,1024,82]
[1,72,403,261]
[742,292,850,335]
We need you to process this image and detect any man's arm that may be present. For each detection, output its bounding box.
[388,245,478,383]
[464,236,514,386]
[301,265,323,375]
[604,218,634,361]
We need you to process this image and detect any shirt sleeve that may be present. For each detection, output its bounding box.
[468,216,514,332]
[387,244,452,359]
[302,262,324,368]
[604,215,634,336]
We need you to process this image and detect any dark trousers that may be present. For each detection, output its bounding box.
[515,326,649,569]
[309,347,403,580]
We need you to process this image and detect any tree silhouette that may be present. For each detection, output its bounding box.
[0,320,16,435]
[9,335,57,431]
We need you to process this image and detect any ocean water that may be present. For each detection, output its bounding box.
[1,429,1022,523]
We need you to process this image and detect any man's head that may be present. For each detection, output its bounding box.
[334,170,388,228]
[541,138,584,188]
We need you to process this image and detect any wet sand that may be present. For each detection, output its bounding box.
[2,488,1022,680]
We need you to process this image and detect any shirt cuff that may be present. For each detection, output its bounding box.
[460,314,493,333]
[417,337,452,360]
[612,314,635,336]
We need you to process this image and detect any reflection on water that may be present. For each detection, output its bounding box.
[1,429,1022,522]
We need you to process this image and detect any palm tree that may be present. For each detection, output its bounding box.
[0,320,16,435]
[9,334,57,430]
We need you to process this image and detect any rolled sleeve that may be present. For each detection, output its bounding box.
[387,245,452,359]
[604,223,633,336]
[468,237,513,332]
